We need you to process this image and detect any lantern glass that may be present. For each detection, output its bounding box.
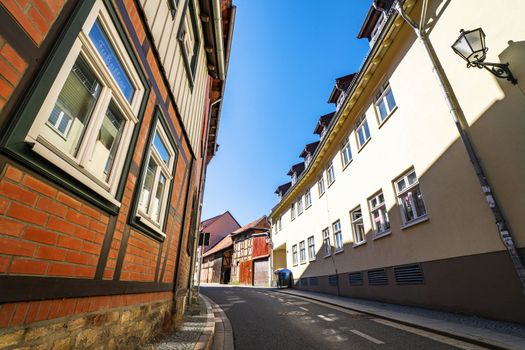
[452,28,487,64]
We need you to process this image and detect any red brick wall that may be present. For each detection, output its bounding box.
[0,165,107,278]
[0,0,65,46]
[0,37,28,112]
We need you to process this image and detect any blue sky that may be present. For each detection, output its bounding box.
[202,1,372,226]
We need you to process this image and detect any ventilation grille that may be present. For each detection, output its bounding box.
[300,278,308,286]
[394,264,424,285]
[349,272,363,286]
[368,269,388,285]
[328,275,338,286]
[309,277,318,286]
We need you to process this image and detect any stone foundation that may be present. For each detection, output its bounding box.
[0,299,173,350]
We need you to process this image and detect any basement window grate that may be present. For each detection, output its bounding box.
[367,269,388,285]
[309,277,319,286]
[394,264,424,285]
[328,274,338,286]
[349,272,363,286]
[300,278,308,286]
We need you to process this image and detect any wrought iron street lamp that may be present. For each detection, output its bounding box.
[452,28,517,84]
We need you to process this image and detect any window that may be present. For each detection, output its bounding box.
[297,196,303,215]
[323,228,331,257]
[178,0,201,83]
[326,162,335,185]
[369,191,391,236]
[291,172,297,186]
[340,138,352,168]
[395,169,427,224]
[351,208,366,244]
[333,220,343,252]
[136,118,177,234]
[299,241,306,264]
[375,82,397,123]
[167,0,179,17]
[304,189,312,208]
[308,236,315,261]
[291,203,296,221]
[23,3,145,206]
[305,153,312,167]
[318,176,326,197]
[292,244,298,266]
[278,216,282,231]
[355,115,371,149]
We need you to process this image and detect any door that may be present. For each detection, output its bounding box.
[253,258,270,286]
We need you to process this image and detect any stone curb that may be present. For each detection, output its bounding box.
[276,289,510,350]
[193,295,215,350]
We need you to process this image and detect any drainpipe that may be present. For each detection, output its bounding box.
[394,0,525,293]
[212,0,225,80]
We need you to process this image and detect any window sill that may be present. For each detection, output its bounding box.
[327,180,336,188]
[309,258,316,263]
[373,230,392,240]
[305,204,312,210]
[300,261,306,265]
[352,241,367,248]
[319,192,325,199]
[357,137,371,153]
[324,253,332,259]
[137,214,167,237]
[401,215,429,230]
[334,248,344,255]
[377,105,398,129]
[342,159,353,171]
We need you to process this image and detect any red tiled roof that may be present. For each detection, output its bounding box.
[200,211,241,253]
[203,234,233,257]
[231,215,269,236]
[328,73,357,104]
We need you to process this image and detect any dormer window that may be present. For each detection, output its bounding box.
[291,172,297,186]
[336,89,346,111]
[320,127,327,140]
[305,153,312,167]
[369,12,386,46]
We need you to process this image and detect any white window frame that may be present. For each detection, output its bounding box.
[307,236,315,261]
[297,196,303,215]
[291,203,296,221]
[278,216,282,231]
[340,137,352,169]
[326,162,335,186]
[394,169,428,226]
[299,240,306,264]
[375,81,397,124]
[333,220,343,252]
[304,189,312,209]
[305,153,312,167]
[136,122,176,235]
[318,176,325,197]
[355,114,371,149]
[368,191,391,237]
[291,172,297,186]
[323,228,331,257]
[292,244,298,266]
[350,207,366,245]
[25,2,145,205]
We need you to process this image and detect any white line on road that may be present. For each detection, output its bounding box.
[372,319,487,350]
[299,307,309,311]
[318,315,335,322]
[350,329,385,344]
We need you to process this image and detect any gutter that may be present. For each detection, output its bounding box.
[212,0,226,80]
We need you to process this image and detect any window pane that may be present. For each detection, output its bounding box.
[44,56,101,155]
[413,186,427,217]
[152,173,166,223]
[407,171,417,185]
[386,88,396,111]
[89,20,135,102]
[140,159,157,212]
[89,103,125,181]
[378,99,388,120]
[153,132,170,165]
[397,178,407,192]
[364,120,370,139]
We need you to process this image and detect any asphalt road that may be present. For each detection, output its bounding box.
[201,286,486,350]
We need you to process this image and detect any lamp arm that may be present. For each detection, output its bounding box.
[469,61,518,84]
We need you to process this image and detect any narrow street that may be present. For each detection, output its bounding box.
[202,286,485,350]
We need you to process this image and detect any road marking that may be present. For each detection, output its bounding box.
[299,307,309,311]
[318,315,335,322]
[372,319,487,350]
[350,329,384,344]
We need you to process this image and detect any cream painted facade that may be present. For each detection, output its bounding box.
[270,0,525,323]
[140,0,209,156]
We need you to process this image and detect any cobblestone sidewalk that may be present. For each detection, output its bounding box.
[145,296,213,350]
